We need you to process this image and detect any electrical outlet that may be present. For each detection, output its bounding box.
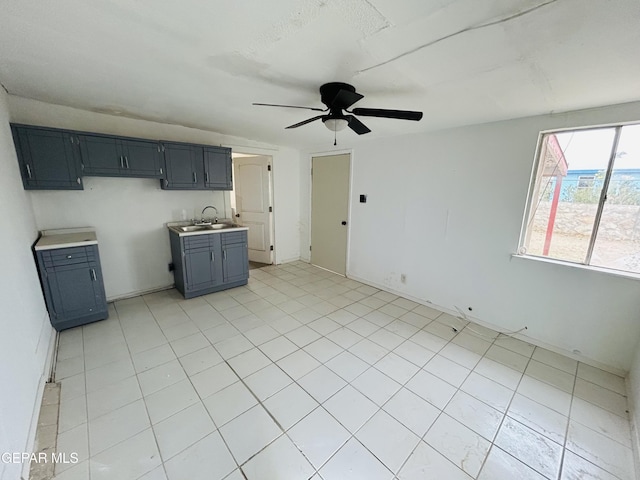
[400,274,406,283]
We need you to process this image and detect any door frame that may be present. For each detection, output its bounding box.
[308,149,354,276]
[230,150,275,265]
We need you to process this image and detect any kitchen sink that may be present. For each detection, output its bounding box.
[180,225,213,232]
[179,224,237,232]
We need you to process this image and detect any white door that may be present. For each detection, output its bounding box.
[233,155,273,264]
[311,154,350,275]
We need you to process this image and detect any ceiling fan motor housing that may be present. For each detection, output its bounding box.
[320,82,357,108]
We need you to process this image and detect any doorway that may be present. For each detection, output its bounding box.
[311,153,350,275]
[232,154,274,265]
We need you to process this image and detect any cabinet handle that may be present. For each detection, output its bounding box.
[124,156,129,168]
[165,179,169,188]
[193,172,197,183]
[210,252,214,262]
[26,164,32,179]
[120,155,124,168]
[90,268,97,281]
[77,177,81,185]
[157,145,161,152]
[159,167,163,175]
[206,172,209,184]
[223,250,227,260]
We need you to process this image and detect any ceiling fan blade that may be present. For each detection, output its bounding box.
[351,108,423,121]
[253,103,326,112]
[285,115,326,129]
[331,89,364,110]
[346,115,371,135]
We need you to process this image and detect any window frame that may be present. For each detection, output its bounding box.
[517,122,637,272]
[577,175,596,189]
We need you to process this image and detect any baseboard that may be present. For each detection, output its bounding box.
[346,273,626,377]
[275,256,302,265]
[20,316,56,480]
[106,284,174,303]
[625,378,640,480]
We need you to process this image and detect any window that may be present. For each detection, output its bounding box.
[577,175,595,188]
[520,123,640,275]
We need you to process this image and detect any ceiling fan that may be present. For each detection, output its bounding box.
[253,82,423,143]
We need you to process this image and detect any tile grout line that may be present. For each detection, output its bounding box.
[143,292,247,480]
[556,359,579,480]
[473,343,538,479]
[113,299,169,480]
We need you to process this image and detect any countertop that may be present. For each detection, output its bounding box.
[35,227,98,251]
[166,220,248,237]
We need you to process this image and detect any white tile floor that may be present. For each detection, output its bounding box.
[51,261,635,480]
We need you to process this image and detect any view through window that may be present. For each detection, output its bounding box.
[521,123,640,275]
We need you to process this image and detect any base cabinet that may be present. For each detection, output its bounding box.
[35,245,109,331]
[170,230,248,298]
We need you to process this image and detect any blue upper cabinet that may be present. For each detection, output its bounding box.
[78,134,163,178]
[162,143,232,191]
[162,142,204,189]
[11,124,83,190]
[204,147,232,190]
[10,123,232,190]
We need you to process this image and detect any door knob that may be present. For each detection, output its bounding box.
[341,221,347,225]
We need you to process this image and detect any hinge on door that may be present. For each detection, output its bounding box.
[269,206,272,213]
[267,165,271,171]
[309,245,312,251]
[270,245,274,251]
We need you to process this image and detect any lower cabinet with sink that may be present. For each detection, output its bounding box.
[168,224,249,298]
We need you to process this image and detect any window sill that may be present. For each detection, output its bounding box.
[511,254,640,281]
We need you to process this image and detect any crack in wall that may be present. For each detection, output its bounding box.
[357,0,560,74]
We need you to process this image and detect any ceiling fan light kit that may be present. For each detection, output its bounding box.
[323,118,348,131]
[253,82,423,144]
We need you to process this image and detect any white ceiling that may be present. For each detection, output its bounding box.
[1,0,639,149]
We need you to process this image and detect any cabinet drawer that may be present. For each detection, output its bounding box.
[41,246,95,267]
[183,235,212,250]
[221,231,247,245]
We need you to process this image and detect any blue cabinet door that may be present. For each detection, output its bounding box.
[45,264,105,319]
[184,234,222,291]
[120,139,164,178]
[79,135,164,178]
[184,248,216,290]
[204,147,232,190]
[222,242,249,283]
[78,134,122,175]
[162,143,204,189]
[12,125,83,190]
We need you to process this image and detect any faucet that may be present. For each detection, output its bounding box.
[201,205,218,224]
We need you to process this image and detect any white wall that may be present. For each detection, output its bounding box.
[272,147,301,264]
[0,90,55,480]
[301,101,640,372]
[9,96,302,298]
[627,339,640,479]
